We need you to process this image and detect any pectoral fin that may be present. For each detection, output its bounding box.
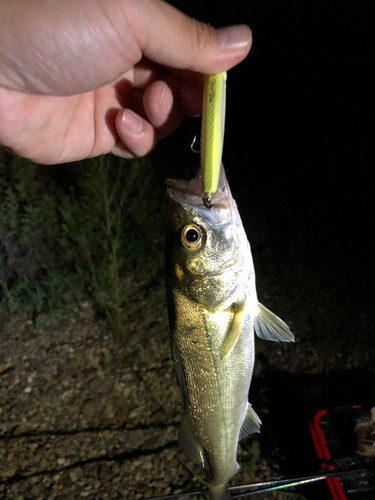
[239,403,261,439]
[220,302,245,358]
[254,303,294,342]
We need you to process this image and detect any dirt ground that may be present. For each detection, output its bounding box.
[1,275,374,500]
[0,298,186,500]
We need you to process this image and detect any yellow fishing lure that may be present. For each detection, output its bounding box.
[201,72,227,208]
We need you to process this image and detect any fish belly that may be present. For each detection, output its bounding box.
[172,291,255,485]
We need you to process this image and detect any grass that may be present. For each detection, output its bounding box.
[0,152,164,333]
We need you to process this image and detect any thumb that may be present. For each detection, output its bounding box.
[125,0,252,73]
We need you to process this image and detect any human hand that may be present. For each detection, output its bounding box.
[0,0,251,164]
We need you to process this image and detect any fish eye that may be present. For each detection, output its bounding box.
[181,224,204,250]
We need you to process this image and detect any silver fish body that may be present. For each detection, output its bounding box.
[165,167,294,499]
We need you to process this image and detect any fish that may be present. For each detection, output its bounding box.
[164,165,294,500]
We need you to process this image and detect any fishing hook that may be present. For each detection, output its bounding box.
[190,134,200,153]
[202,193,213,209]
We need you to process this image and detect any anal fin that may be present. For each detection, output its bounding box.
[254,302,294,342]
[239,403,261,440]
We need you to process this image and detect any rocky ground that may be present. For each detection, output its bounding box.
[0,298,184,500]
[0,278,374,499]
[0,293,295,500]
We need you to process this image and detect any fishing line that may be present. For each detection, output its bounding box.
[230,469,363,491]
[231,475,327,498]
[232,469,375,499]
[145,468,373,500]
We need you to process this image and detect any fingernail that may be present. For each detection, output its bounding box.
[217,25,252,50]
[157,82,167,108]
[122,109,142,135]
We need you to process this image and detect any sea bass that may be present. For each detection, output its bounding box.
[165,166,294,500]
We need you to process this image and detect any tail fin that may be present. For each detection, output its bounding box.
[210,483,231,500]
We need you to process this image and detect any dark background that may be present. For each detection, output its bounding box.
[155,0,375,320]
[153,1,375,495]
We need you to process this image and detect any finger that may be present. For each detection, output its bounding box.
[178,78,204,117]
[143,80,184,138]
[132,58,164,90]
[132,60,204,118]
[132,58,204,91]
[131,57,205,113]
[124,0,252,74]
[114,108,157,158]
[1,0,251,96]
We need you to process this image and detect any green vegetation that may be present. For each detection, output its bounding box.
[0,152,164,334]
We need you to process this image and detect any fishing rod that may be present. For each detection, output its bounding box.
[145,468,374,500]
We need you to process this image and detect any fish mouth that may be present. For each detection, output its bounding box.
[165,164,232,212]
[165,178,204,198]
